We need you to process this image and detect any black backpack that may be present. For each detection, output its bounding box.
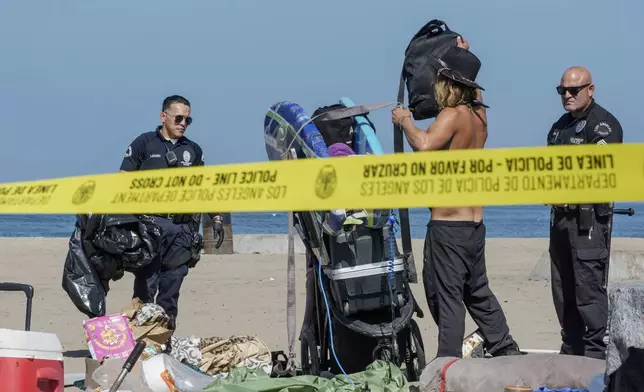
[398,19,460,121]
[311,103,355,148]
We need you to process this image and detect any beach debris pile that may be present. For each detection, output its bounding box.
[82,298,273,391]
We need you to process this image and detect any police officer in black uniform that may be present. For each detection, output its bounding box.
[546,66,623,360]
[120,95,225,329]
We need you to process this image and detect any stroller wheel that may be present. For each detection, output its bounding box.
[402,319,426,382]
[300,330,320,376]
[397,293,405,307]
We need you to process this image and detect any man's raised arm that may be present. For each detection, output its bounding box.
[392,107,459,152]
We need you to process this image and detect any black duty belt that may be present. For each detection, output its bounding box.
[552,204,578,214]
[151,213,195,224]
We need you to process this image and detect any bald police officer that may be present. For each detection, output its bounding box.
[120,94,225,329]
[546,67,623,360]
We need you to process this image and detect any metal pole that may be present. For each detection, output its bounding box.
[286,210,297,374]
[286,148,297,374]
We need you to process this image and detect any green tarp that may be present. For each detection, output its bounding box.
[202,361,410,392]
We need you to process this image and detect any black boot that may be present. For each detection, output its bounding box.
[491,342,524,357]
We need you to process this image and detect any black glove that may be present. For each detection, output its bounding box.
[213,216,224,249]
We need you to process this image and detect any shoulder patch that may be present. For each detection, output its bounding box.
[593,122,612,137]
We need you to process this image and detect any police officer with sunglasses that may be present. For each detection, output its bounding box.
[546,66,623,360]
[120,94,225,329]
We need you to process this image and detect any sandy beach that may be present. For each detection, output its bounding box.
[1,236,642,391]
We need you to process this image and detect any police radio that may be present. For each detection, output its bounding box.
[165,151,178,166]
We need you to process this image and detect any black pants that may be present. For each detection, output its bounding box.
[423,220,516,357]
[133,216,194,327]
[549,209,610,360]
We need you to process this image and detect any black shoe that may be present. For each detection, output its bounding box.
[492,343,524,357]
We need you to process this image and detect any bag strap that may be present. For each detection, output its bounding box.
[394,70,418,284]
[440,358,460,392]
[313,102,395,122]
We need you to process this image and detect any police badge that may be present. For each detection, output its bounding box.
[575,120,586,134]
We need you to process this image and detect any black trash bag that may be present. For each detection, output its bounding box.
[62,213,162,318]
[90,214,159,273]
[61,215,107,318]
[88,252,122,289]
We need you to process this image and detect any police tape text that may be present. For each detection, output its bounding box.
[362,159,495,178]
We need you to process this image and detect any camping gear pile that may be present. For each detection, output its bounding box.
[82,299,274,391]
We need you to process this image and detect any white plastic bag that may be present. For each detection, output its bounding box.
[141,353,214,392]
[90,358,153,392]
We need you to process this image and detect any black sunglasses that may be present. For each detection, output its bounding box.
[556,83,590,96]
[164,112,193,126]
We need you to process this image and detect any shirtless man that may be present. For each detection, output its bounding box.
[391,37,521,358]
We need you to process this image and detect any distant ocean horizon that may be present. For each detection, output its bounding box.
[0,203,642,239]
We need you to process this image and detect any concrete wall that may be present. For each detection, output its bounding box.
[529,249,644,283]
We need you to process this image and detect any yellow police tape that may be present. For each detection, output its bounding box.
[0,144,643,214]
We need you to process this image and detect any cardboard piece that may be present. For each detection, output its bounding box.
[122,298,175,347]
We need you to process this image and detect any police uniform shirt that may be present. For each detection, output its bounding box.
[547,99,623,147]
[120,127,205,171]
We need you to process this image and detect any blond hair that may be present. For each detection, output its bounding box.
[433,75,478,110]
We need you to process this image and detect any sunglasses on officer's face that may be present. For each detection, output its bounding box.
[164,112,193,126]
[556,83,590,96]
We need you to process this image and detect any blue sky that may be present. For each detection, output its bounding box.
[1,0,641,183]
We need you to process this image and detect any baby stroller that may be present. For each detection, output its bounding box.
[264,99,426,381]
